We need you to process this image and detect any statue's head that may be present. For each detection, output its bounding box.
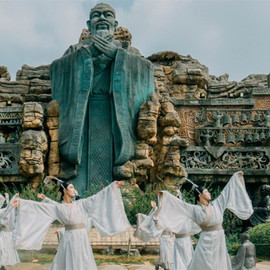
[260,184,270,196]
[240,232,250,243]
[87,3,118,39]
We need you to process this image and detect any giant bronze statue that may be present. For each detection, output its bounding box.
[50,3,154,192]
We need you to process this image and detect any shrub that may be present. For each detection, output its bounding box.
[249,223,270,258]
[1,183,60,203]
[121,183,159,225]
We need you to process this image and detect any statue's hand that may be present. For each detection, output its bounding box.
[92,35,117,59]
[89,40,99,56]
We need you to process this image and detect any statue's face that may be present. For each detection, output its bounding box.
[87,4,118,39]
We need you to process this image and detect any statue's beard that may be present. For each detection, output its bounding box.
[94,29,114,41]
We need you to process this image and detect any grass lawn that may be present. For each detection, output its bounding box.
[17,250,158,266]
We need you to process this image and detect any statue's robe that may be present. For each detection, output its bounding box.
[50,39,154,192]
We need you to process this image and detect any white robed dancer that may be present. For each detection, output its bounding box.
[0,193,20,270]
[13,178,131,270]
[37,192,94,243]
[173,190,198,270]
[154,171,254,270]
[134,201,174,270]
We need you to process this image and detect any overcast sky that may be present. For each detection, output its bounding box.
[1,0,270,81]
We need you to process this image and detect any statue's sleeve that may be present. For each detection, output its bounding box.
[50,46,94,164]
[14,199,57,250]
[79,182,131,236]
[112,48,155,164]
[154,191,201,235]
[213,172,254,219]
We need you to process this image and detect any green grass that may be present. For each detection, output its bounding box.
[17,250,157,266]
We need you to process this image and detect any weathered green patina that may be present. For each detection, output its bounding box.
[50,3,154,192]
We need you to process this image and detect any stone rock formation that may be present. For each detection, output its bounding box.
[0,66,11,81]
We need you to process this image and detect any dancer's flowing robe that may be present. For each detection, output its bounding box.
[135,208,174,270]
[0,195,20,267]
[14,182,130,270]
[173,235,194,270]
[135,205,200,270]
[154,172,254,270]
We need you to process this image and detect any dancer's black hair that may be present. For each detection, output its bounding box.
[194,185,207,204]
[58,181,81,200]
[58,181,71,200]
[44,176,81,200]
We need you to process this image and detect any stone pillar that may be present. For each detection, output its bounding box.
[46,100,60,177]
[19,102,48,189]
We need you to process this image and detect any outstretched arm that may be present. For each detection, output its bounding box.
[134,199,163,242]
[37,194,59,205]
[14,199,57,250]
[154,191,200,235]
[80,181,130,236]
[214,171,253,219]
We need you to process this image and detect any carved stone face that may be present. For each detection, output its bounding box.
[87,3,118,39]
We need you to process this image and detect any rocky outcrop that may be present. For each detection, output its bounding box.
[207,73,268,99]
[0,66,11,81]
[149,51,209,100]
[22,102,44,130]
